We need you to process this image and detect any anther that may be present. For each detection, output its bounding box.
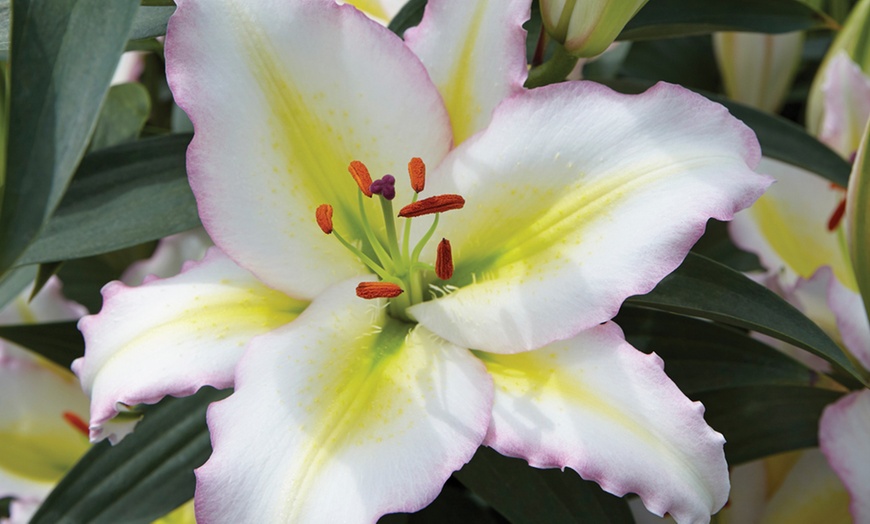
[349,160,373,197]
[828,198,847,231]
[316,204,334,234]
[435,238,453,280]
[398,194,465,218]
[408,157,426,193]
[63,411,90,437]
[370,175,396,200]
[356,281,404,299]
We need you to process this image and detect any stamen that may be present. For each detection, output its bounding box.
[408,157,426,193]
[356,281,404,299]
[316,204,334,234]
[63,411,90,437]
[828,198,847,231]
[398,194,465,218]
[370,175,397,200]
[349,160,373,197]
[435,238,453,280]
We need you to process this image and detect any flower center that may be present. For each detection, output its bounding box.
[316,158,464,321]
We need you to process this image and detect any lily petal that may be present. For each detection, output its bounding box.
[0,347,89,500]
[167,0,452,299]
[819,390,870,523]
[195,278,492,522]
[819,51,870,159]
[730,157,856,292]
[478,322,728,523]
[73,248,306,443]
[404,0,529,144]
[411,82,767,353]
[827,275,870,372]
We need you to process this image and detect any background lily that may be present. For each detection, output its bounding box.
[730,43,870,523]
[72,0,772,522]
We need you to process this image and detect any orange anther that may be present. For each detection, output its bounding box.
[63,411,90,437]
[408,157,426,193]
[349,160,373,197]
[316,204,334,234]
[435,238,453,280]
[828,198,847,231]
[356,281,404,299]
[398,194,465,218]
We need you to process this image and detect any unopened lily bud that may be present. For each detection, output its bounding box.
[713,31,804,113]
[540,0,649,58]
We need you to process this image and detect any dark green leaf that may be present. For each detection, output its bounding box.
[31,387,229,524]
[698,385,843,465]
[691,219,762,272]
[89,83,151,152]
[389,0,426,37]
[16,134,199,266]
[620,37,721,92]
[380,480,500,524]
[129,5,175,39]
[617,307,816,394]
[626,253,865,385]
[0,265,36,310]
[57,243,157,313]
[620,0,837,41]
[0,0,140,273]
[0,321,82,369]
[455,447,633,524]
[31,261,62,300]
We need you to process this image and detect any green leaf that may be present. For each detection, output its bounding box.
[0,0,140,273]
[846,119,870,324]
[129,5,175,40]
[389,0,426,36]
[16,134,198,266]
[380,481,500,524]
[617,307,816,393]
[0,321,82,369]
[30,387,229,524]
[454,447,633,524]
[57,243,156,313]
[31,261,62,300]
[626,253,866,385]
[89,83,151,152]
[0,264,36,310]
[620,0,837,41]
[697,385,843,464]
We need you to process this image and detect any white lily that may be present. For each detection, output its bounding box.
[74,0,771,522]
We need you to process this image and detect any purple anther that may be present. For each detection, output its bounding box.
[369,175,396,200]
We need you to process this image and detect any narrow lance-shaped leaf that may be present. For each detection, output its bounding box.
[846,117,870,327]
[30,387,229,524]
[620,0,837,41]
[15,134,198,266]
[0,320,82,369]
[627,252,866,386]
[0,0,139,273]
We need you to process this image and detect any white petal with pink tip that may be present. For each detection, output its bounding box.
[73,248,306,443]
[167,0,452,299]
[411,82,768,353]
[196,279,492,523]
[819,389,870,523]
[479,322,729,524]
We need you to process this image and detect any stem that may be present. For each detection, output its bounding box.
[332,229,391,281]
[411,214,440,265]
[525,44,580,89]
[379,197,403,264]
[402,193,419,260]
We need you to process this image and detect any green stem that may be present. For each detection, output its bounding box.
[411,213,440,265]
[402,193,419,260]
[332,229,391,281]
[357,191,394,272]
[524,44,580,89]
[379,197,403,265]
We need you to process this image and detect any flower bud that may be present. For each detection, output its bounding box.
[540,0,648,58]
[713,31,804,113]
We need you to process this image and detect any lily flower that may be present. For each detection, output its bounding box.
[74,0,770,521]
[730,50,870,523]
[0,279,88,523]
